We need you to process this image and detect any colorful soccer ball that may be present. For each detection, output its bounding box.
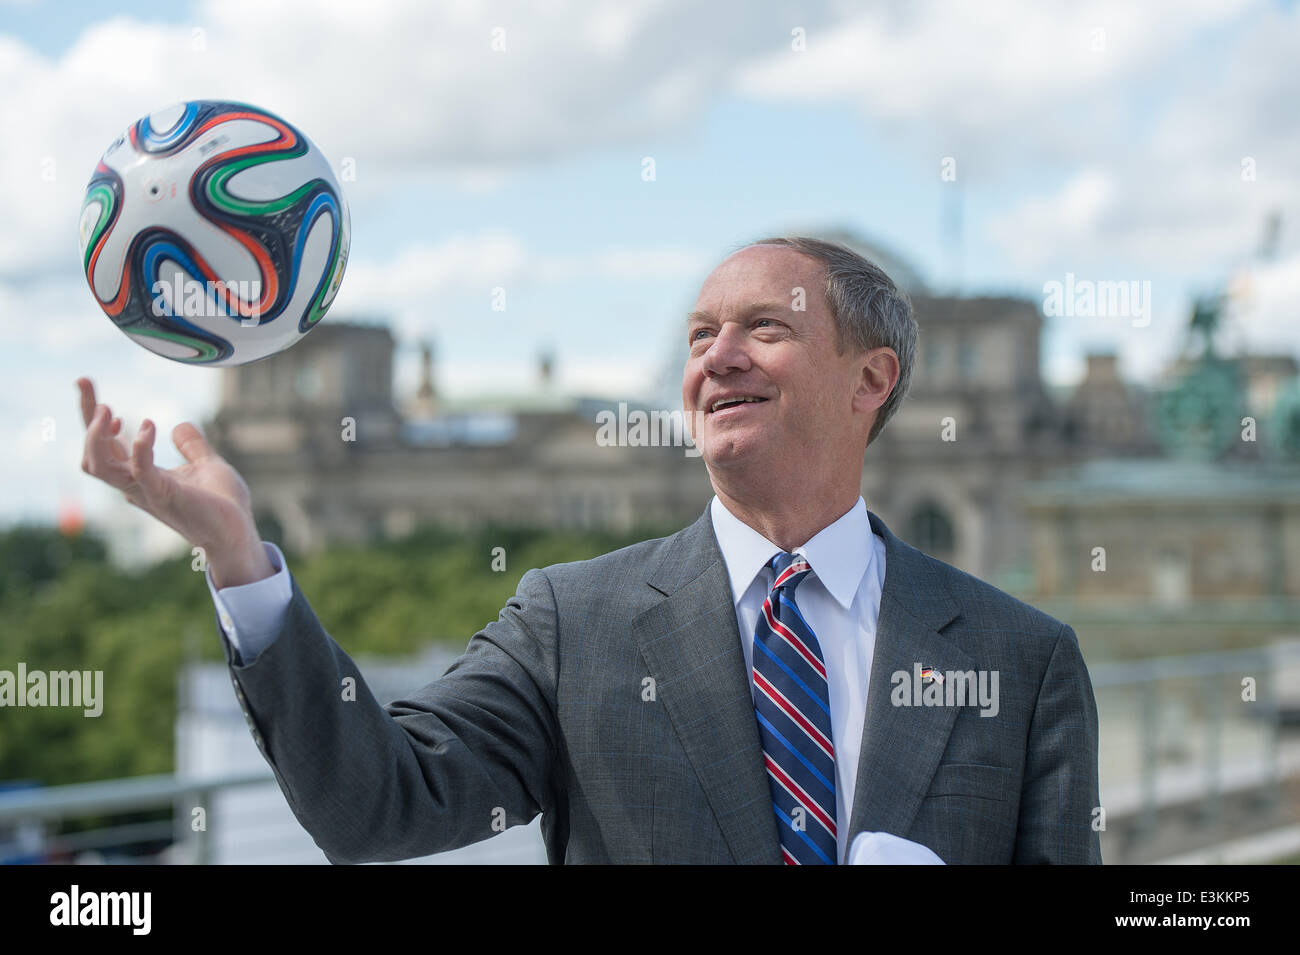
[78,100,350,366]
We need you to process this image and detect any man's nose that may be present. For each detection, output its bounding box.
[700,324,752,378]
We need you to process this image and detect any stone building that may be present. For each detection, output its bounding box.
[859,292,1081,585]
[206,321,712,554]
[1019,298,1300,647]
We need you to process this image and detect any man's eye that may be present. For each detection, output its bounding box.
[690,329,711,341]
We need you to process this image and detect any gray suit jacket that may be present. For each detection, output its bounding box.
[219,504,1103,864]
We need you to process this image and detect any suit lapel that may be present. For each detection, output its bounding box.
[630,507,782,864]
[847,510,971,842]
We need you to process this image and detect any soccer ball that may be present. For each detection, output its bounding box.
[78,100,350,367]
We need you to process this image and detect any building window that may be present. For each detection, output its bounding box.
[924,340,940,375]
[1153,546,1190,607]
[295,365,323,401]
[957,339,976,379]
[908,501,955,557]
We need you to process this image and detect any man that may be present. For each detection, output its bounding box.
[77,236,1102,864]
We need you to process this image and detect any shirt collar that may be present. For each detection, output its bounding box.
[709,494,874,610]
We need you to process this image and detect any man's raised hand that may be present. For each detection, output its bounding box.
[76,377,274,587]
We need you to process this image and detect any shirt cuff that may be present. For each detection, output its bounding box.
[204,542,293,664]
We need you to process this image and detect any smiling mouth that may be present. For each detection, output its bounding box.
[707,396,769,414]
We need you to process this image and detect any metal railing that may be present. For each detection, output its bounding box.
[0,770,274,864]
[1088,642,1300,852]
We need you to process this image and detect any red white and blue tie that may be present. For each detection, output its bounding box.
[752,552,838,864]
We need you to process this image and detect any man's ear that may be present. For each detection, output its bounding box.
[853,347,900,415]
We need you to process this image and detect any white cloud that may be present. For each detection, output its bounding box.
[731,0,1297,286]
[333,231,706,341]
[1235,251,1300,357]
[0,0,833,279]
[425,354,657,400]
[987,171,1117,268]
[733,0,1254,162]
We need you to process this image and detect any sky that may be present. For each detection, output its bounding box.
[2,0,1298,540]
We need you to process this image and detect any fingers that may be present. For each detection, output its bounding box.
[86,403,119,449]
[77,379,123,436]
[85,403,111,447]
[172,422,214,464]
[82,404,131,485]
[129,419,170,503]
[76,385,182,505]
[77,377,97,428]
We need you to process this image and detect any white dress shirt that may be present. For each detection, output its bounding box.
[208,496,888,864]
[710,494,886,864]
[205,542,292,664]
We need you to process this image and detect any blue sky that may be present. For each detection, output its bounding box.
[1,0,1297,546]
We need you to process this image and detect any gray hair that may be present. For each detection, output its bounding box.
[743,235,916,447]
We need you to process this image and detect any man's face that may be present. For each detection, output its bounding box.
[682,245,873,478]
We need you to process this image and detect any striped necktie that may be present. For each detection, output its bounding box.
[752,551,838,865]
